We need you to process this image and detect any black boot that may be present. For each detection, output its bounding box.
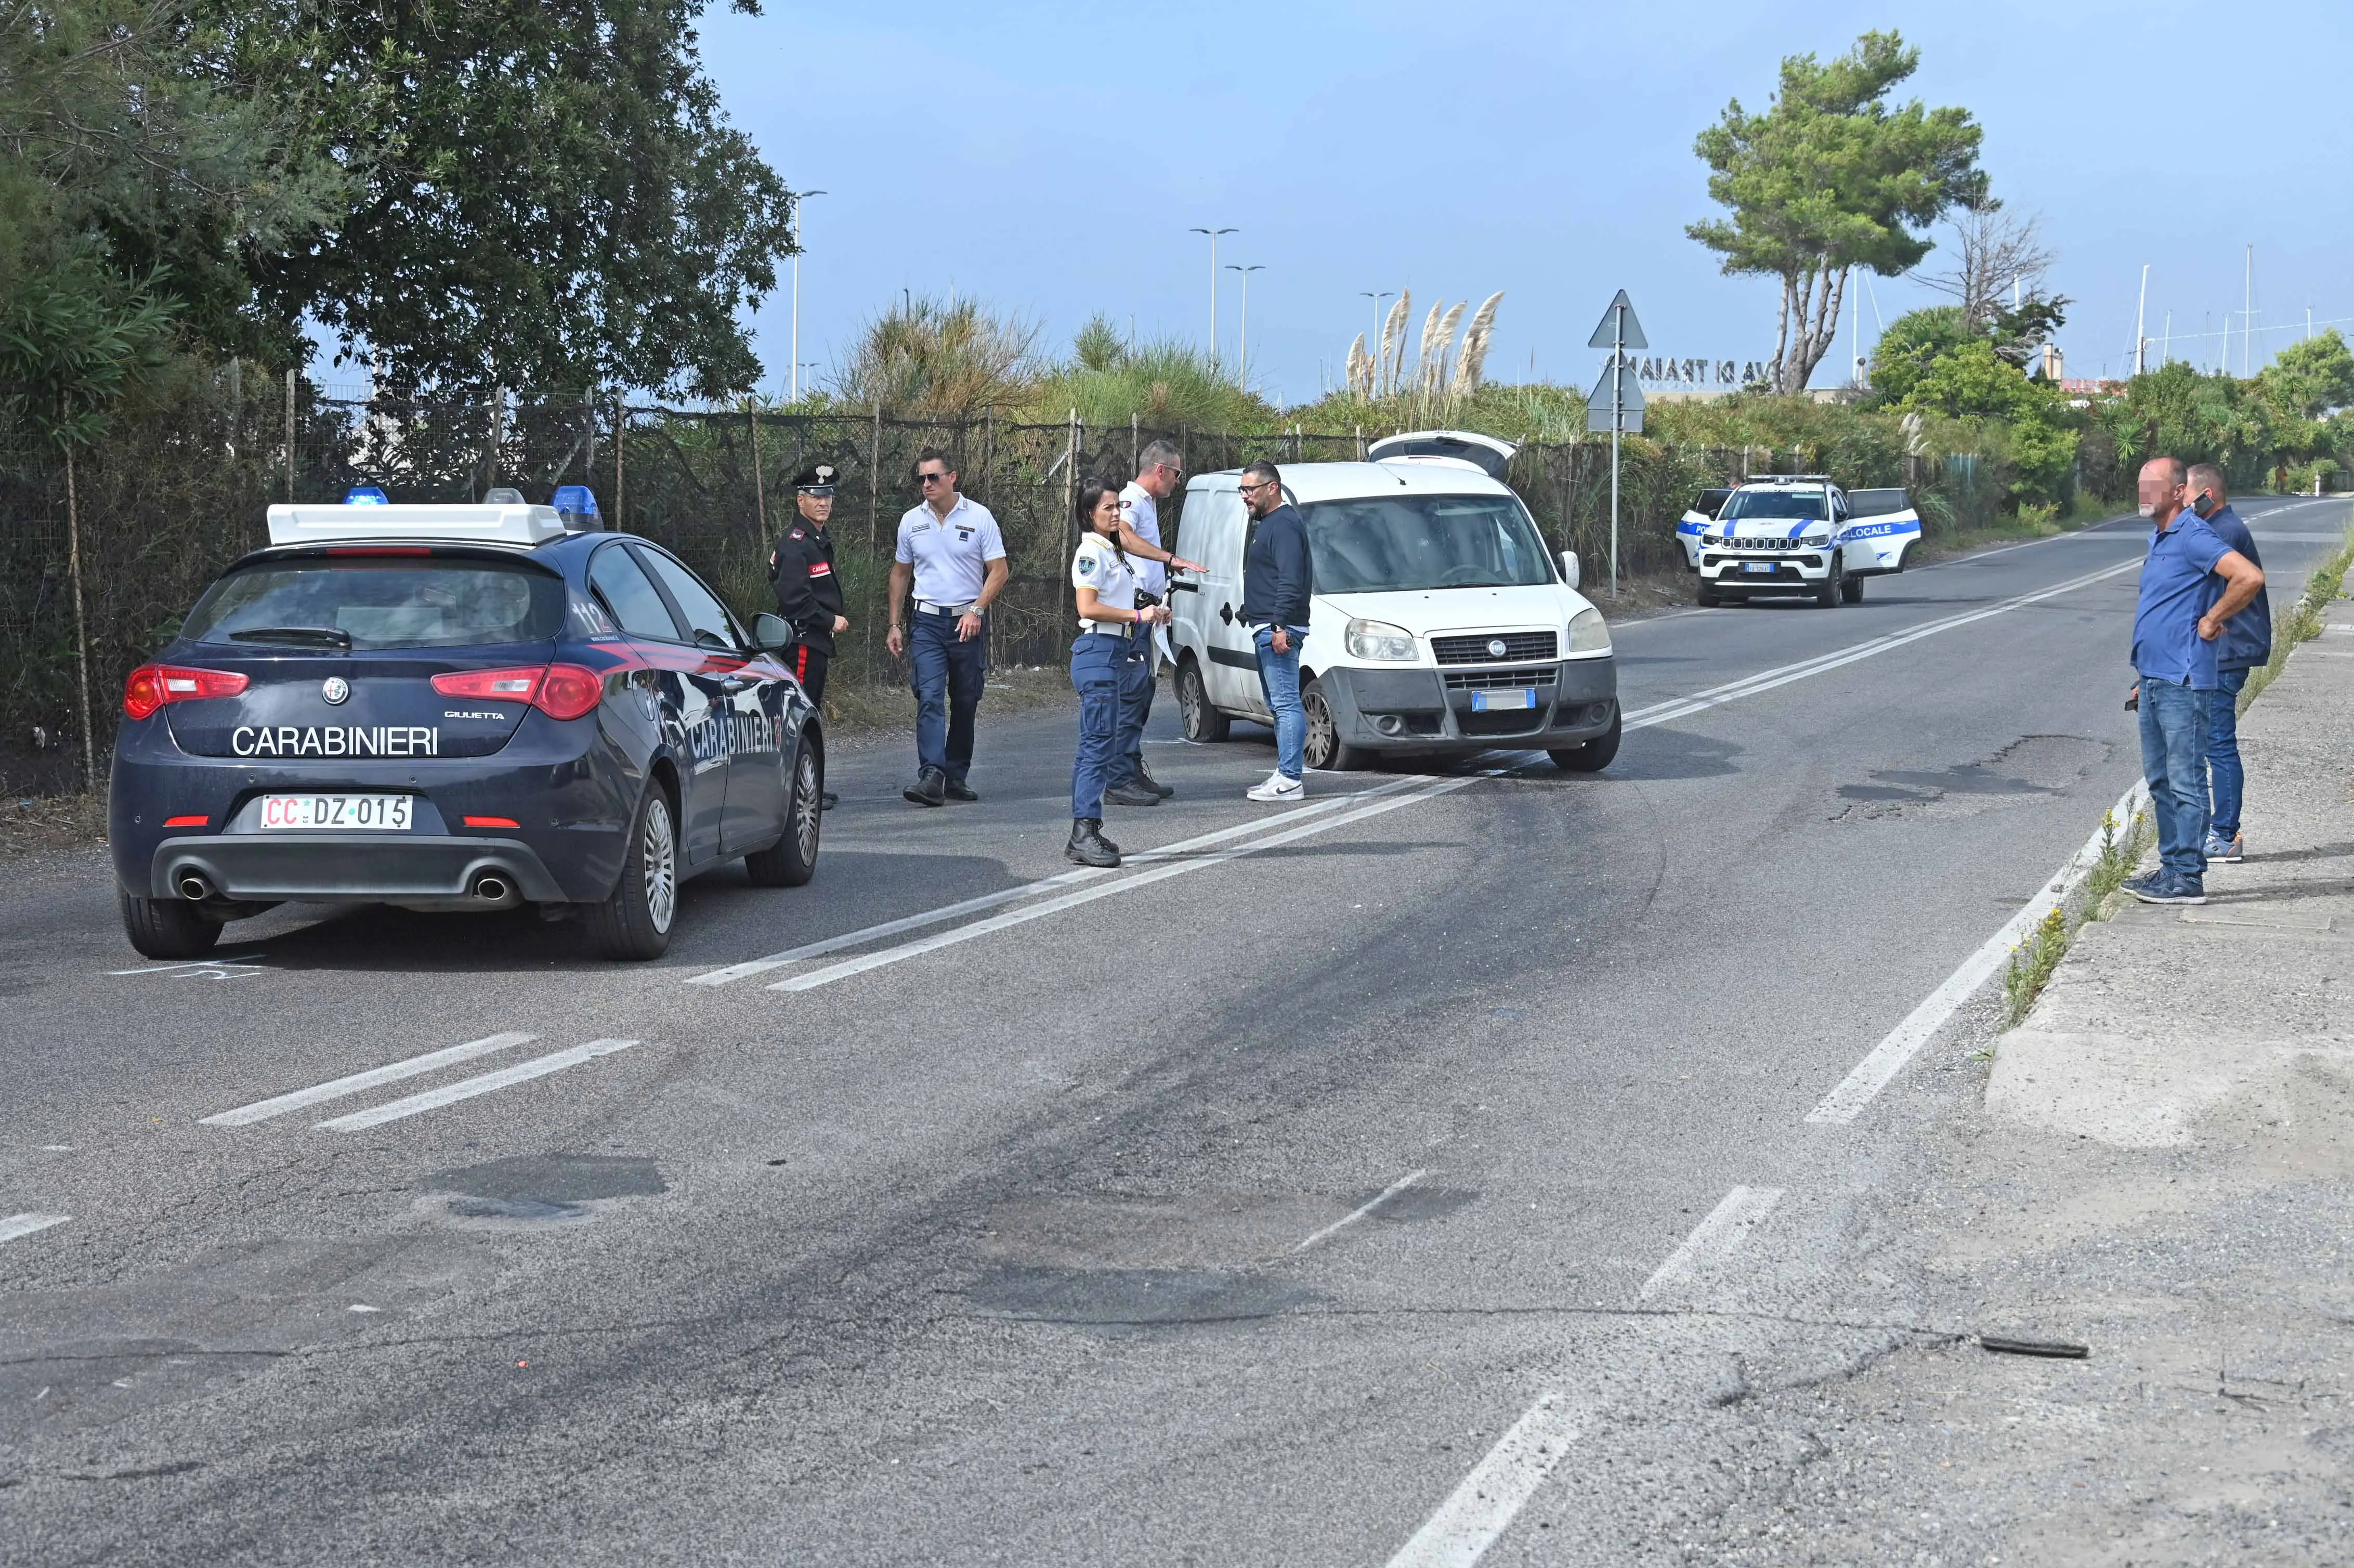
[1133,760,1175,799]
[819,791,840,811]
[1065,818,1121,868]
[1104,780,1161,807]
[903,767,947,807]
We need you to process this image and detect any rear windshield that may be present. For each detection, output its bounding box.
[1721,489,1828,521]
[1846,488,1909,517]
[1299,493,1554,593]
[183,557,566,650]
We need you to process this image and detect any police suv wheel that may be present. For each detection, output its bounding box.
[1549,707,1621,773]
[119,891,224,960]
[1697,581,1722,607]
[1813,557,1842,608]
[1302,679,1365,772]
[1177,657,1229,743]
[745,737,821,888]
[585,785,677,960]
[1840,573,1865,604]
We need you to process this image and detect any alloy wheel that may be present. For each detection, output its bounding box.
[643,795,677,933]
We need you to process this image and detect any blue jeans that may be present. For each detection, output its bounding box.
[1069,633,1124,818]
[1114,634,1154,785]
[2206,666,2251,839]
[2138,675,2213,880]
[1253,624,1309,780]
[910,611,985,782]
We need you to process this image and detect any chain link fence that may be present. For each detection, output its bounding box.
[1,369,1955,793]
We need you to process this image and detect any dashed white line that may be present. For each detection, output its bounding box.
[769,774,1485,992]
[313,1038,639,1131]
[1383,1393,1586,1568]
[1294,1169,1427,1253]
[200,1032,540,1127]
[1806,778,2147,1125]
[0,1213,69,1244]
[687,780,1420,987]
[1639,1185,1785,1299]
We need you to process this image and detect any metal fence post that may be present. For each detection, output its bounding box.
[283,368,296,501]
[750,403,766,542]
[612,395,625,527]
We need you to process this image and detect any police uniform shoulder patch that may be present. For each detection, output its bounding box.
[789,528,805,540]
[1077,555,1095,573]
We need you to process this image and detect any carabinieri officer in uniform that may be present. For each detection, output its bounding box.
[886,448,1010,806]
[1065,477,1200,866]
[768,463,847,809]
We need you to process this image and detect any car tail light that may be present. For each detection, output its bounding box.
[430,664,605,721]
[124,664,250,721]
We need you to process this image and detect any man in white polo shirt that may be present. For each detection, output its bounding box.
[885,448,1009,806]
[1106,438,1186,806]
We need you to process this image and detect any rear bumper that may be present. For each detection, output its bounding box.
[108,713,638,904]
[148,833,570,904]
[1317,656,1616,753]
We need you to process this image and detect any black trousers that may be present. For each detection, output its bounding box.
[789,644,830,705]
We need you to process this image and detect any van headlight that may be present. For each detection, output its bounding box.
[1567,607,1611,654]
[1345,618,1416,661]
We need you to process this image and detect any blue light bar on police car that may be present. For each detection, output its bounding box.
[552,485,603,531]
[344,486,389,505]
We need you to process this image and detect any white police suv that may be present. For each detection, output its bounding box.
[1675,476,1921,607]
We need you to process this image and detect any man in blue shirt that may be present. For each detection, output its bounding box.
[2185,464,2271,864]
[886,450,1010,806]
[2125,456,2266,904]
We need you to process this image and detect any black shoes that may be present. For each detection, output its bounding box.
[819,791,839,812]
[1132,761,1175,800]
[945,778,979,802]
[1065,818,1121,867]
[1104,781,1161,808]
[903,767,947,807]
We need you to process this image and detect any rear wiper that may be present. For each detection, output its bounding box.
[227,625,352,648]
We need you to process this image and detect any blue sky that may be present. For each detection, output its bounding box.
[701,1,2350,406]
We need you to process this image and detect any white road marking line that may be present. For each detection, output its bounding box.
[1294,1169,1427,1253]
[314,1038,638,1131]
[0,1213,69,1244]
[1806,778,2148,1125]
[1383,1393,1586,1568]
[108,957,266,977]
[1623,556,2143,733]
[200,1033,540,1127]
[1638,1185,1785,1299]
[770,774,1484,992]
[688,781,1420,987]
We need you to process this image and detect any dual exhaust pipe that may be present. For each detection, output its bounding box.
[172,868,513,904]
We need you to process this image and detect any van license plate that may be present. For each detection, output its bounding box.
[257,793,412,830]
[1471,689,1534,712]
[1742,561,1776,574]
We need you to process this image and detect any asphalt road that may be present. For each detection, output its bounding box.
[2,499,2346,1565]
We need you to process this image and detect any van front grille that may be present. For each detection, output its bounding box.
[1432,631,1557,665]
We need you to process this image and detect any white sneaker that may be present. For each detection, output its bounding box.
[1246,773,1303,803]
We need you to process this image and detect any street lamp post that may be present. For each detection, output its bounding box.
[1226,264,1264,385]
[1189,227,1238,365]
[790,189,827,402]
[1358,290,1393,392]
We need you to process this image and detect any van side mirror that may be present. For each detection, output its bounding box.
[751,612,794,651]
[1559,551,1581,589]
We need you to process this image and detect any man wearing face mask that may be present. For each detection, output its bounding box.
[2123,456,2266,905]
[2181,464,2270,865]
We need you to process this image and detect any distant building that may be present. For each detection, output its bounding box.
[2025,344,2064,382]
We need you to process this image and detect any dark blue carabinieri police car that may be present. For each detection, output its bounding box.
[110,489,823,961]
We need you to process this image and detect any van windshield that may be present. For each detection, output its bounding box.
[1298,494,1554,593]
[1721,489,1828,521]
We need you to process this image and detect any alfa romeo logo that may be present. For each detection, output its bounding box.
[321,676,350,705]
[1486,639,1508,658]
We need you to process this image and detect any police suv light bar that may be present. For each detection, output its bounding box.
[266,501,569,547]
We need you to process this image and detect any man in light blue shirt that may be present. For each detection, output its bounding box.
[886,449,1009,806]
[2124,456,2265,905]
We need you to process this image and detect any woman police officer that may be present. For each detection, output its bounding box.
[1067,477,1198,867]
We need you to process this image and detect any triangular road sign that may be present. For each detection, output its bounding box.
[1586,361,1645,433]
[1586,289,1648,351]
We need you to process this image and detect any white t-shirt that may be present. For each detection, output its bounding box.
[1071,531,1139,635]
[1119,480,1166,597]
[894,495,1007,606]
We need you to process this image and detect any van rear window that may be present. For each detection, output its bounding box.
[184,558,565,650]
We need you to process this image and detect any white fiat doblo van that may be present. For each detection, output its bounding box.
[1167,434,1618,772]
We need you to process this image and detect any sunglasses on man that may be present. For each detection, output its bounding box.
[918,471,953,486]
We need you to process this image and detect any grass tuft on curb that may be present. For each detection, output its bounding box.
[2002,803,2154,1026]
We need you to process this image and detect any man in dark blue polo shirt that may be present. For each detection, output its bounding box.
[2185,464,2271,864]
[2125,456,2266,904]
